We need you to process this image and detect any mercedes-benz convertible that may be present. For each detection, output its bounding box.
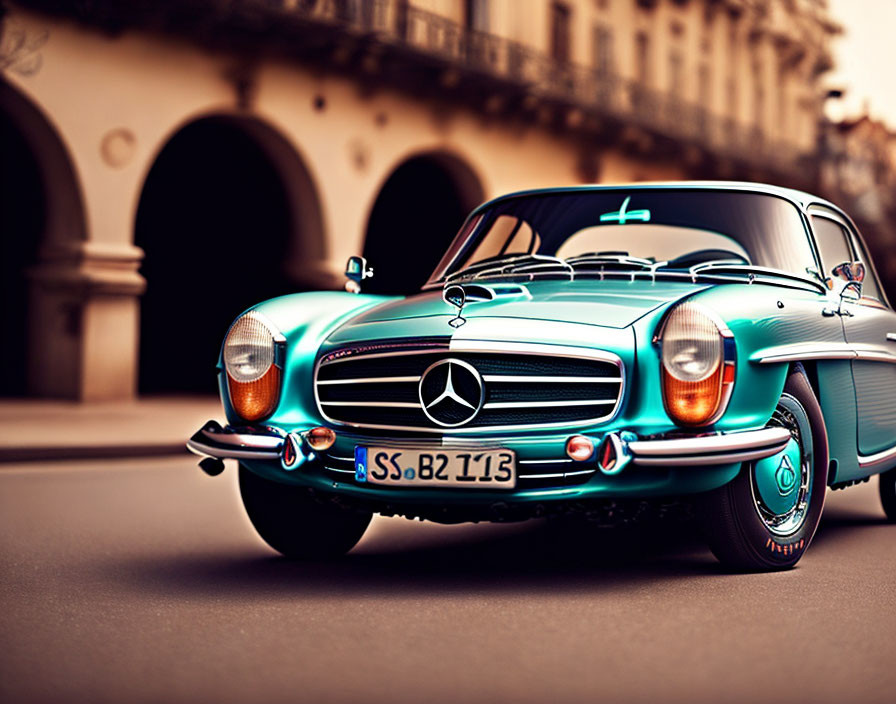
[188,182,896,571]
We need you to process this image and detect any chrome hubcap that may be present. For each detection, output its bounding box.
[750,393,813,537]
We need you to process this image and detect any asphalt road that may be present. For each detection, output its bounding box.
[1,456,895,704]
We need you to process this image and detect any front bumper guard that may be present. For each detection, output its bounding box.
[187,421,792,474]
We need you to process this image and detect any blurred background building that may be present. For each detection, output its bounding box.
[1,0,890,403]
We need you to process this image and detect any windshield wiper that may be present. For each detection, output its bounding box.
[447,254,574,283]
[685,261,827,292]
[565,253,671,281]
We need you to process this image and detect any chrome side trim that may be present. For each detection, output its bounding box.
[481,375,622,384]
[855,350,896,364]
[753,343,896,365]
[316,376,421,385]
[629,427,791,467]
[858,444,896,472]
[752,343,858,364]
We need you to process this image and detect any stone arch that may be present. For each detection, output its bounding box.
[0,78,88,396]
[362,149,485,295]
[134,112,326,393]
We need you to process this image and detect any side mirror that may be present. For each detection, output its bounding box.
[344,256,373,294]
[832,261,865,284]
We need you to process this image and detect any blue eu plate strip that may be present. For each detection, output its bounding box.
[354,446,368,483]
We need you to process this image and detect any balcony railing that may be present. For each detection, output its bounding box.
[279,0,808,174]
[19,0,812,176]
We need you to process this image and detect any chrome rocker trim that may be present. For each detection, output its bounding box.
[858,443,896,472]
[186,420,285,460]
[628,427,792,467]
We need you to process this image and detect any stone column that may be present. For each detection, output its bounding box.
[28,241,145,401]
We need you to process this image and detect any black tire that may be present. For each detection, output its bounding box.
[239,465,372,559]
[880,467,896,522]
[696,368,829,572]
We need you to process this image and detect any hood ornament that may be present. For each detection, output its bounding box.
[443,284,467,328]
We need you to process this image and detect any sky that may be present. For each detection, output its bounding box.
[825,0,896,126]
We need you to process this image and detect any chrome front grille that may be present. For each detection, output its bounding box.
[314,341,624,433]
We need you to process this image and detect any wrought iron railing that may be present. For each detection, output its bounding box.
[274,0,808,173]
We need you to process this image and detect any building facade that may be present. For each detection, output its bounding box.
[0,0,839,400]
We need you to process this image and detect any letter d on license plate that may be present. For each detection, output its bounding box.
[355,447,516,488]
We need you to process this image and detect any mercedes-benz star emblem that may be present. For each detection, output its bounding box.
[418,358,484,427]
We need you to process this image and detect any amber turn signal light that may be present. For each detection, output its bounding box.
[227,366,281,422]
[662,363,725,426]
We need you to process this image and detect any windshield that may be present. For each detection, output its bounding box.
[427,189,815,285]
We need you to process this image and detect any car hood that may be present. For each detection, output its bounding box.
[325,279,710,346]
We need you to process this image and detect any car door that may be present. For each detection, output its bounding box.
[810,206,896,459]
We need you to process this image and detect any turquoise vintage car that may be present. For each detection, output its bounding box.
[188,182,896,571]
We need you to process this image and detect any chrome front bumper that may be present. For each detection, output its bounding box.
[187,421,791,471]
[627,427,791,467]
[187,421,285,461]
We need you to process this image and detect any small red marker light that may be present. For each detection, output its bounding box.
[306,426,336,452]
[282,433,301,469]
[598,435,618,472]
[566,435,595,462]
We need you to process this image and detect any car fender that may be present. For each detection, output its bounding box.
[218,291,400,427]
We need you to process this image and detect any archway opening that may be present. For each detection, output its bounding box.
[135,117,320,394]
[363,153,484,294]
[0,100,45,396]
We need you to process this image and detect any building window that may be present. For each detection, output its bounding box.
[668,49,683,94]
[698,63,710,105]
[592,24,614,74]
[726,76,737,118]
[635,31,650,85]
[550,2,572,64]
[753,62,765,133]
[464,0,489,33]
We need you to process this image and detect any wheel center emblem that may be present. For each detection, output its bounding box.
[418,358,484,427]
[775,455,797,496]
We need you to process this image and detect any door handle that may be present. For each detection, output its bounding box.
[887,333,896,342]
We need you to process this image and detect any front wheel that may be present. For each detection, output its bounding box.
[696,368,829,571]
[880,466,896,521]
[239,466,372,559]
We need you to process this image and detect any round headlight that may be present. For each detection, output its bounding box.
[661,303,723,382]
[224,312,276,383]
[660,303,732,426]
[223,311,282,422]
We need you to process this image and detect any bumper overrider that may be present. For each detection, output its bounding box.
[187,420,791,489]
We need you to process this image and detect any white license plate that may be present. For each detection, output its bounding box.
[355,447,516,488]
